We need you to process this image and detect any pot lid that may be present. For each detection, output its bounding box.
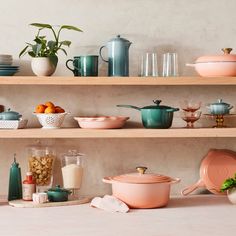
[196,48,236,63]
[111,167,173,184]
[1,108,20,115]
[47,185,71,193]
[108,35,131,44]
[142,100,172,109]
[210,99,231,106]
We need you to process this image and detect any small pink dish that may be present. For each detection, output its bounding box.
[74,116,129,129]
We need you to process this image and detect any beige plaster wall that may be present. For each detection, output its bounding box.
[0,0,236,196]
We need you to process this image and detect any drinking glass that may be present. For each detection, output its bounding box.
[181,111,202,128]
[140,53,158,76]
[162,53,179,77]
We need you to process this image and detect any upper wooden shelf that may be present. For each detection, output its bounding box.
[0,76,236,85]
[0,128,236,138]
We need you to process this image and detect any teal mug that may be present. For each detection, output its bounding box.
[66,55,98,76]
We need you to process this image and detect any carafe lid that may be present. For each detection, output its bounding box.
[108,35,131,44]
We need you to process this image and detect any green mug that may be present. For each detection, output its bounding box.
[66,55,98,76]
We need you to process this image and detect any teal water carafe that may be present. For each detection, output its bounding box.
[8,154,22,201]
[99,35,132,76]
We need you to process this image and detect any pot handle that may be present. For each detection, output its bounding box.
[171,178,181,184]
[186,63,195,67]
[229,105,234,110]
[99,46,108,63]
[117,105,141,111]
[166,108,179,112]
[181,179,205,196]
[102,177,114,184]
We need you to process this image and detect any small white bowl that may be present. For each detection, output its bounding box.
[34,112,68,129]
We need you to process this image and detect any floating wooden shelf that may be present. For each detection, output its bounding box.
[0,76,236,85]
[0,128,236,138]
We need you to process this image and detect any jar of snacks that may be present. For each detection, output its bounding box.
[28,144,55,192]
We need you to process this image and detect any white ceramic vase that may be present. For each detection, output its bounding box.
[31,57,56,76]
[227,187,236,204]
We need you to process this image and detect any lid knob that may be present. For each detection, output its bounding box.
[153,100,162,106]
[222,48,233,54]
[136,166,147,175]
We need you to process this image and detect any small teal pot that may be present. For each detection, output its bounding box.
[207,99,233,115]
[46,185,71,202]
[0,108,22,120]
[117,100,179,129]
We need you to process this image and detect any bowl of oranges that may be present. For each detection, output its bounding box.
[34,102,68,129]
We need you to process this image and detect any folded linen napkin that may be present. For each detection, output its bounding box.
[90,195,129,213]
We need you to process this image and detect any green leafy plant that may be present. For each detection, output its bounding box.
[19,23,82,66]
[221,173,236,192]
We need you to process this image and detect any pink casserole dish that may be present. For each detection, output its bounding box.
[74,116,129,129]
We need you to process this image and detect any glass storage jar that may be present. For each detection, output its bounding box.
[28,145,56,192]
[61,150,85,199]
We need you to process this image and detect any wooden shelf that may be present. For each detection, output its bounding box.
[0,76,236,85]
[0,128,236,138]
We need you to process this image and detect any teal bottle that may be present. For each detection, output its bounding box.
[8,154,22,201]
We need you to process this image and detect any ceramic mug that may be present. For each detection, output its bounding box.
[66,55,98,76]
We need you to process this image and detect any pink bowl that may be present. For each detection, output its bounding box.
[74,116,129,129]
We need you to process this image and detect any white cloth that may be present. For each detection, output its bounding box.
[90,195,129,213]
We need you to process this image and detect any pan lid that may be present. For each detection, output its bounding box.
[196,48,236,63]
[142,100,172,110]
[111,167,173,184]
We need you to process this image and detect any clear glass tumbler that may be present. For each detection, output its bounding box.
[140,53,158,77]
[162,53,179,77]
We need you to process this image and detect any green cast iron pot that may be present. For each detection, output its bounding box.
[117,100,179,129]
[46,185,72,202]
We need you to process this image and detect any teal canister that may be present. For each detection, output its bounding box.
[99,35,132,76]
[8,154,22,201]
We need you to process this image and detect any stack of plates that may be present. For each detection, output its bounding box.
[0,54,19,76]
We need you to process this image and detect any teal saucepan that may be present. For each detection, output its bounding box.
[117,100,179,129]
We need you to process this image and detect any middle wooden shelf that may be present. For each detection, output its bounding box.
[0,128,236,138]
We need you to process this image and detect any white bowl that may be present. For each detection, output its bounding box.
[34,112,68,129]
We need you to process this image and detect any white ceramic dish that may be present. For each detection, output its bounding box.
[0,119,28,129]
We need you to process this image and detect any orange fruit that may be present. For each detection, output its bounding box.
[55,106,65,113]
[44,106,56,114]
[35,104,46,113]
[45,101,55,108]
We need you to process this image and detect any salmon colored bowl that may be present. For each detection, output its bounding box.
[186,48,236,77]
[74,116,129,129]
[103,167,180,209]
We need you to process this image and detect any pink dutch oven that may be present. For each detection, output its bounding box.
[103,167,180,209]
[186,48,236,77]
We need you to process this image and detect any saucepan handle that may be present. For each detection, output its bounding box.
[171,178,181,184]
[181,179,205,196]
[102,177,114,184]
[117,105,141,111]
[186,63,196,67]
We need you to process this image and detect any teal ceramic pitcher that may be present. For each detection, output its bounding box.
[99,35,132,76]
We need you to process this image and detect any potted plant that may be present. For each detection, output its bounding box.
[19,23,82,76]
[221,173,236,204]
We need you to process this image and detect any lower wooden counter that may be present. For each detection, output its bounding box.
[0,195,235,236]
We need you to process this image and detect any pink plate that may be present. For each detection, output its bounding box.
[74,116,129,129]
[182,149,236,195]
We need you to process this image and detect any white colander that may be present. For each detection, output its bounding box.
[34,112,68,129]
